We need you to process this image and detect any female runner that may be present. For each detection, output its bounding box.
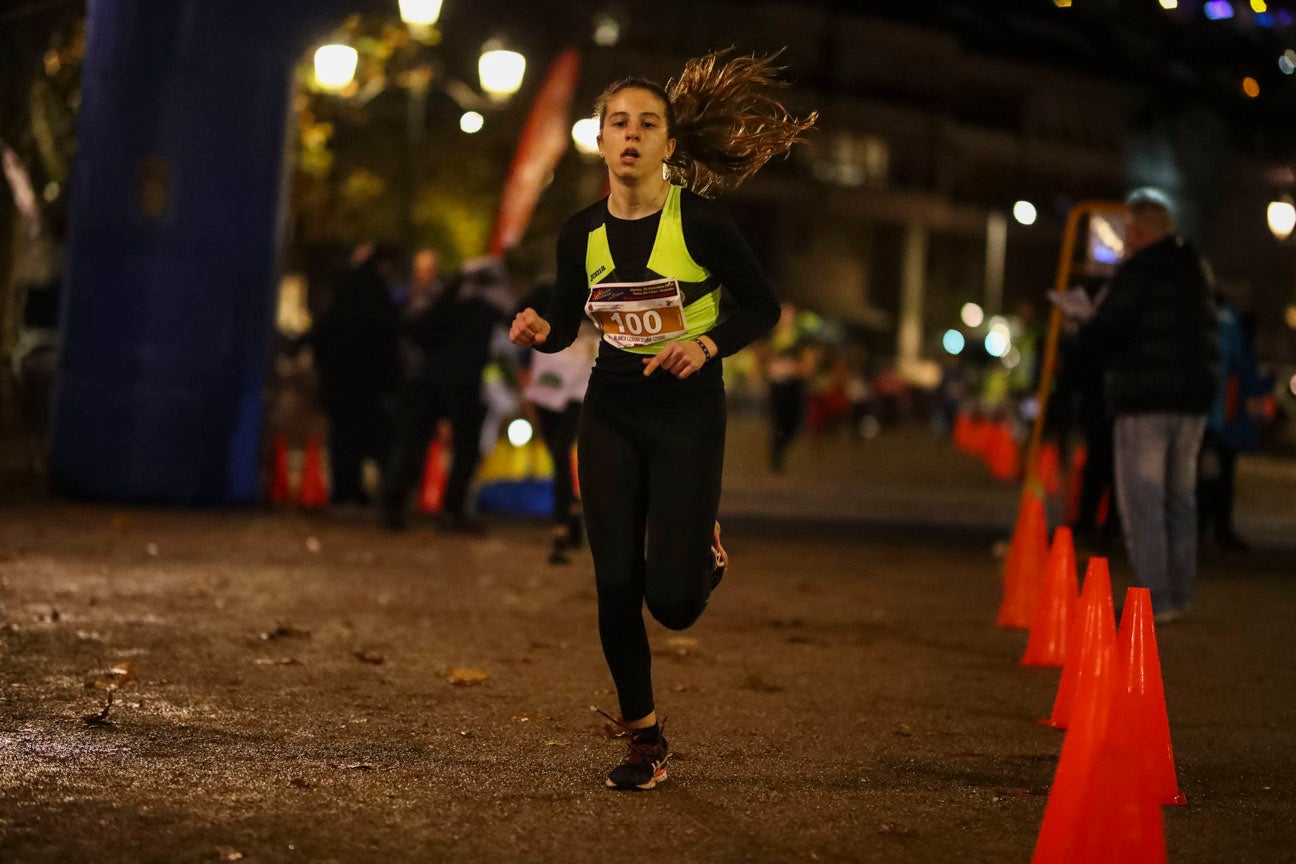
[510,51,815,790]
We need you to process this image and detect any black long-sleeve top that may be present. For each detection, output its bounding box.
[537,189,780,396]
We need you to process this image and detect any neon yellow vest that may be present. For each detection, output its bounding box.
[585,184,721,356]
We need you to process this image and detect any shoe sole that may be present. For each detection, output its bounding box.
[606,768,668,791]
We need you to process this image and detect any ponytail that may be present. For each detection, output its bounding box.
[665,49,817,196]
[592,50,817,197]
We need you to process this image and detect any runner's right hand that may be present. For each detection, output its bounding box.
[510,308,551,347]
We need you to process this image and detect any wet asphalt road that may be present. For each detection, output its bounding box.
[1,487,1293,863]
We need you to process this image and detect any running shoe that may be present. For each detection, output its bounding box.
[710,520,728,591]
[598,710,670,790]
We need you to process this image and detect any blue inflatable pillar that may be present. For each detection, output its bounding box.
[51,0,332,503]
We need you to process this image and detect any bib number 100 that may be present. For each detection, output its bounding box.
[609,310,663,335]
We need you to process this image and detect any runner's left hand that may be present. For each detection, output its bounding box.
[643,339,708,379]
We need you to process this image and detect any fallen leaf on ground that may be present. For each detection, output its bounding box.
[215,847,244,861]
[354,651,385,665]
[84,663,134,691]
[665,636,698,648]
[444,668,488,685]
[261,624,311,641]
[254,657,300,666]
[740,673,784,693]
[289,777,312,788]
[343,763,373,771]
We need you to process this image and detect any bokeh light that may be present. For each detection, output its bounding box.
[507,419,533,447]
[571,118,600,155]
[1013,200,1037,226]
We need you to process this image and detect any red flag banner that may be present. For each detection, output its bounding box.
[490,47,582,256]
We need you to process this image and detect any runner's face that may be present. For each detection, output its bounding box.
[599,88,676,183]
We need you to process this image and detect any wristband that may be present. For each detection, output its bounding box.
[694,338,713,363]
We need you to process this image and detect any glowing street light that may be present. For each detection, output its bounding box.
[1013,200,1037,226]
[399,0,444,26]
[1159,0,1178,8]
[460,111,484,134]
[942,330,965,355]
[960,302,985,328]
[1268,197,1295,241]
[572,118,601,155]
[985,330,1011,358]
[313,44,358,90]
[479,43,526,101]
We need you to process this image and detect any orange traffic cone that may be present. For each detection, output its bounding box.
[974,418,994,462]
[1040,557,1114,728]
[269,434,292,505]
[989,423,1020,481]
[998,491,1048,629]
[1021,527,1078,667]
[1037,442,1062,498]
[417,438,448,514]
[1030,562,1120,864]
[1069,680,1168,864]
[298,435,329,509]
[953,412,974,454]
[1117,587,1186,805]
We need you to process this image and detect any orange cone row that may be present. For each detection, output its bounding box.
[994,490,1183,860]
[268,432,450,512]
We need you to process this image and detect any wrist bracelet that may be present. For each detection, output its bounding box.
[694,338,713,362]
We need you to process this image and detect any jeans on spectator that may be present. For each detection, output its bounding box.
[1113,413,1207,614]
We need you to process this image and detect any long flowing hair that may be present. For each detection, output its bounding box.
[594,49,817,197]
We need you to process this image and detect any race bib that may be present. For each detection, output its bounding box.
[584,278,688,349]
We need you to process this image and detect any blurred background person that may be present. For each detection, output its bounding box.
[308,242,401,507]
[381,256,513,532]
[1054,274,1120,548]
[1198,282,1271,553]
[392,247,441,311]
[1073,188,1218,622]
[761,301,816,473]
[518,280,598,565]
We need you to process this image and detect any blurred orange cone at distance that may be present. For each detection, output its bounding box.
[418,438,448,514]
[998,491,1047,629]
[1022,526,1078,667]
[298,435,329,509]
[269,434,292,505]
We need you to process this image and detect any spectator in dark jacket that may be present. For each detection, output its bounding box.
[380,257,513,531]
[1074,188,1219,622]
[310,244,401,505]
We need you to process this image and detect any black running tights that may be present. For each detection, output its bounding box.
[578,389,727,722]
